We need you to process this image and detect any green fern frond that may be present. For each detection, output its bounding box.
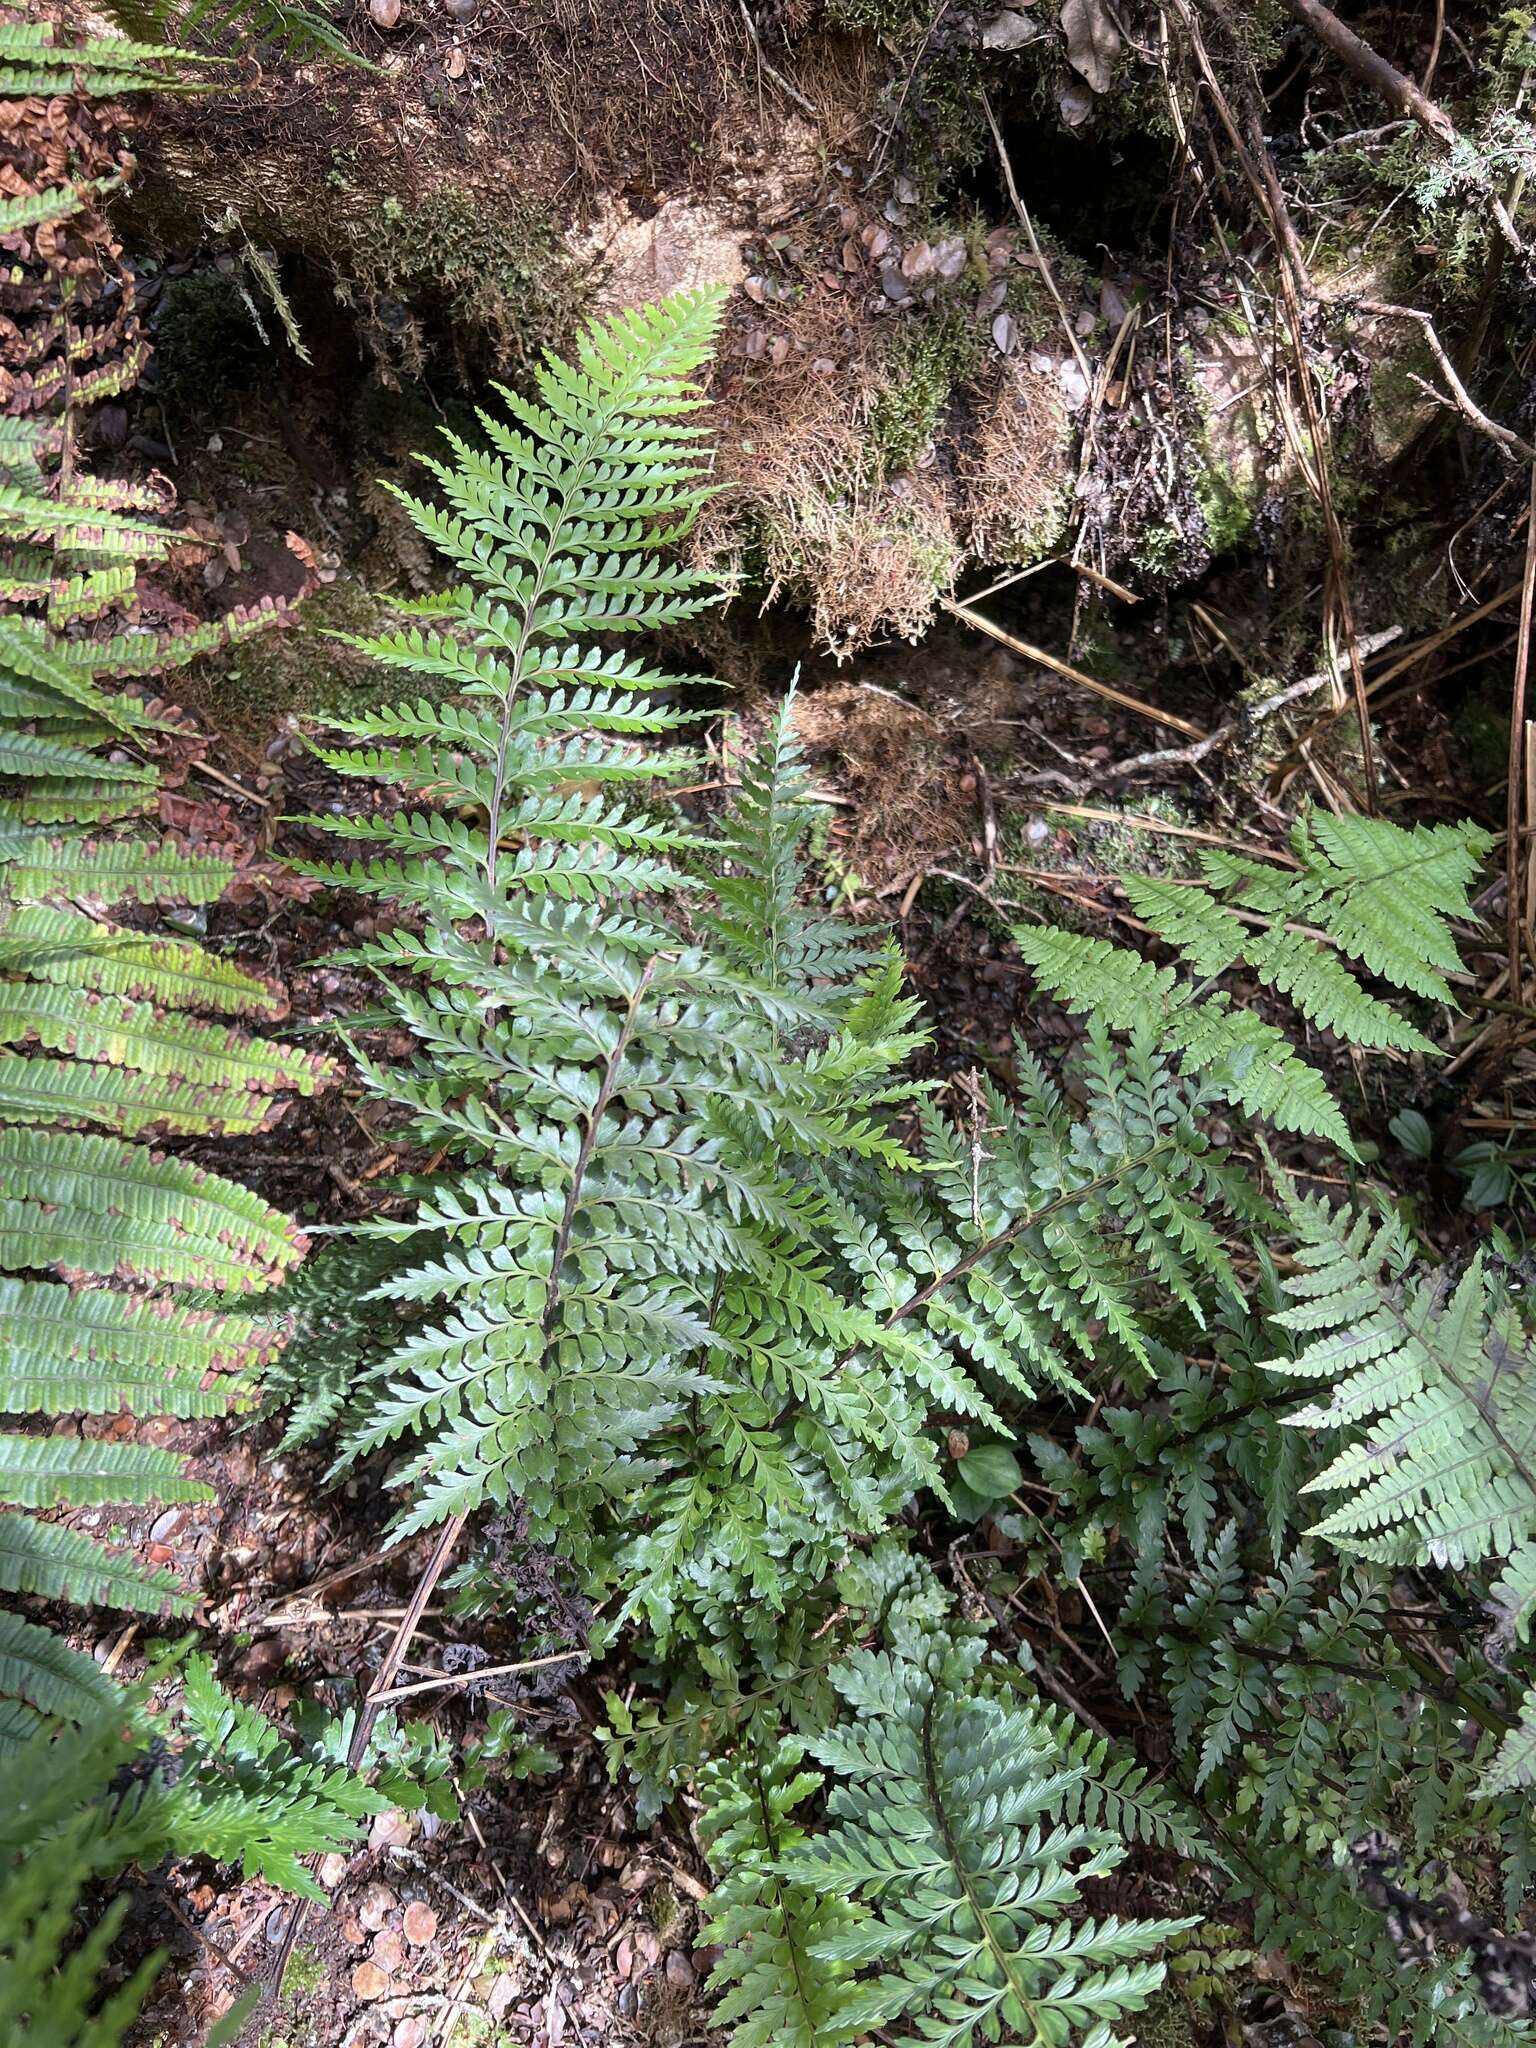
[1019,810,1488,1150]
[0,903,284,1015]
[0,1611,121,1723]
[1265,1195,1536,1578]
[167,1655,388,1898]
[2,833,238,907]
[0,1128,304,1288]
[699,1736,868,2048]
[99,0,366,64]
[782,1631,1196,2048]
[0,1514,188,1614]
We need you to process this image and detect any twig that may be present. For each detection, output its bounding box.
[1507,469,1536,1006]
[939,597,1207,741]
[735,0,817,116]
[371,1650,583,1705]
[1422,0,1445,92]
[979,89,1093,388]
[1039,802,1299,863]
[1111,628,1402,775]
[1356,303,1536,463]
[269,1512,470,1998]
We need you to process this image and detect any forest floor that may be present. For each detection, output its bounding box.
[31,0,1536,2040]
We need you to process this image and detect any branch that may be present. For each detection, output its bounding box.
[1280,0,1454,146]
[1358,302,1536,464]
[1279,0,1524,252]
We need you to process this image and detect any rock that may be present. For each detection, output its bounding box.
[402,1901,439,1945]
[369,1808,412,1850]
[392,2024,427,2048]
[235,1638,285,1684]
[446,0,478,16]
[368,0,401,24]
[317,1853,350,1889]
[665,1949,695,1987]
[569,196,747,318]
[980,9,1039,48]
[372,1931,406,1973]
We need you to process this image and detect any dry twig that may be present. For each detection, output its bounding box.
[1507,471,1536,1005]
[939,597,1207,741]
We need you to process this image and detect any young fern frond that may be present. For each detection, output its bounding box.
[698,1737,869,2048]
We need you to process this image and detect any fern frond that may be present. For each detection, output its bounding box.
[0,1610,121,1723]
[0,1514,188,1614]
[1019,810,1488,1151]
[782,1631,1195,2048]
[1264,1186,1536,1591]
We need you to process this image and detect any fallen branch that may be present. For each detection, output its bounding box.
[1507,467,1536,1006]
[1280,0,1454,145]
[1279,0,1524,252]
[1112,628,1403,775]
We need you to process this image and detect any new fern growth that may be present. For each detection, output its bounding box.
[699,1625,1196,2048]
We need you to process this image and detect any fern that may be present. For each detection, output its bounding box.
[165,1655,388,1896]
[0,24,321,1672]
[1262,1185,1536,1698]
[698,1736,869,2048]
[298,300,1264,1690]
[99,0,366,64]
[288,291,1534,2046]
[1015,810,1491,1151]
[779,1627,1195,2048]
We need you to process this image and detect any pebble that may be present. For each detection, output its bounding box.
[402,1902,438,1945]
[370,1808,413,1849]
[372,1931,406,1973]
[358,1882,397,1932]
[317,1853,350,1888]
[665,1949,695,1987]
[351,1960,391,2000]
[392,2024,427,2048]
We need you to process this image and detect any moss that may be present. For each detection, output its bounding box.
[1194,457,1254,556]
[283,1946,327,1996]
[198,578,387,735]
[337,186,586,374]
[1132,522,1182,580]
[868,313,985,477]
[152,269,271,420]
[1453,693,1509,788]
[648,1880,684,1936]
